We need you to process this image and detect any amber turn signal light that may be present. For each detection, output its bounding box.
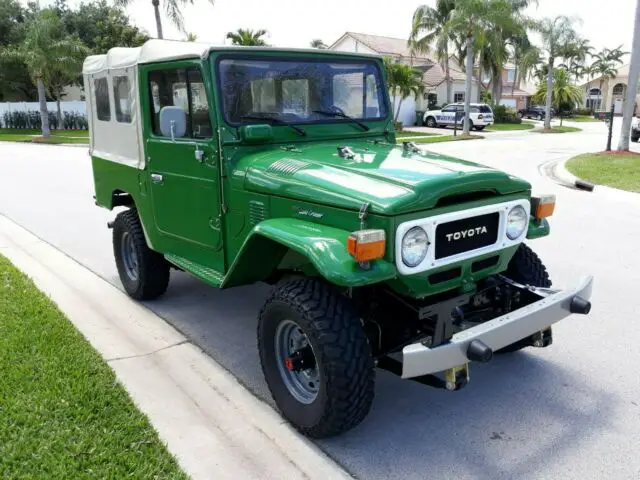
[531,194,555,220]
[347,229,386,263]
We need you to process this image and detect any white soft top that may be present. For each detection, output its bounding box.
[82,39,382,75]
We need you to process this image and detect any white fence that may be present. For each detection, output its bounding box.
[0,100,86,117]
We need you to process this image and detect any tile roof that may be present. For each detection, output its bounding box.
[337,32,433,63]
[421,63,473,87]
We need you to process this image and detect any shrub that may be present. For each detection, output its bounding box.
[0,110,87,130]
[492,104,522,124]
[574,107,593,116]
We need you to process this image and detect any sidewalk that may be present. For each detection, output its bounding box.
[0,214,350,480]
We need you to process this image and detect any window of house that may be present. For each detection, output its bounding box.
[589,88,602,96]
[113,76,132,123]
[148,67,212,139]
[454,92,465,103]
[94,77,111,121]
[612,83,625,95]
[507,69,516,82]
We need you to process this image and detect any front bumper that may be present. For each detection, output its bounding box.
[401,276,594,378]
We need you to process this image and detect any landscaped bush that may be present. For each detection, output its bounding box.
[394,121,403,131]
[575,107,593,116]
[0,110,87,130]
[492,104,522,124]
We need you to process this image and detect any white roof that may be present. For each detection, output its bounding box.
[83,39,382,75]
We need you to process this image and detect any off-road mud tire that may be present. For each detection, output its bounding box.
[497,243,552,353]
[113,208,170,300]
[258,279,375,438]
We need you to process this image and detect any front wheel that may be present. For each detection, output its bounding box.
[497,244,551,353]
[537,114,544,121]
[631,134,639,143]
[258,279,375,438]
[475,125,486,131]
[113,209,170,300]
[425,116,437,128]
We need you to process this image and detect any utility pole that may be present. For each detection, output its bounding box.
[617,0,640,151]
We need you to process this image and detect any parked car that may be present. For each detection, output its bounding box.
[423,103,493,131]
[83,40,593,439]
[632,115,640,142]
[518,105,555,121]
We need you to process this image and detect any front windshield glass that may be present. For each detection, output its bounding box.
[217,57,388,125]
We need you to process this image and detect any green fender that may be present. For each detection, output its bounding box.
[526,218,550,240]
[221,218,397,288]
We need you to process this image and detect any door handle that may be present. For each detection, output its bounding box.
[151,173,163,184]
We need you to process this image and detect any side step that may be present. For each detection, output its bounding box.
[164,254,224,287]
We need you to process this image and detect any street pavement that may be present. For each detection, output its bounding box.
[1,120,639,479]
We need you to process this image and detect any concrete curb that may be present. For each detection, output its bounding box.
[0,214,351,480]
[552,158,596,192]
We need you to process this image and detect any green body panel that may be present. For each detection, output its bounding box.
[222,218,396,288]
[90,47,551,300]
[526,219,550,239]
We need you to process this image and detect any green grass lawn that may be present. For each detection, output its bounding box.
[0,129,89,144]
[0,254,188,479]
[532,125,582,133]
[566,152,640,193]
[397,134,483,144]
[485,122,534,131]
[396,130,437,139]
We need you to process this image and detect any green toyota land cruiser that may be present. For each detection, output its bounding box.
[83,39,593,438]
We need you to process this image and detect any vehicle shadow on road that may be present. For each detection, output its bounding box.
[144,272,615,480]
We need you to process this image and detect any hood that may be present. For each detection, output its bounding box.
[234,140,530,215]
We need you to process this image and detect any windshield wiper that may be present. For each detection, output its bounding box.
[313,110,370,131]
[241,114,306,136]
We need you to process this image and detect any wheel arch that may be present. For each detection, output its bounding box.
[221,218,397,289]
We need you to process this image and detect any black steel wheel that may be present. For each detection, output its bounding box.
[497,243,552,353]
[113,209,170,300]
[258,279,375,438]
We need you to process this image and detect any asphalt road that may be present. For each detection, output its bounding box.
[1,120,639,479]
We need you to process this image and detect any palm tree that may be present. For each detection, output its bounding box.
[535,15,581,129]
[115,0,212,39]
[618,0,640,151]
[0,11,88,137]
[445,0,520,134]
[409,0,456,104]
[385,60,424,122]
[589,45,627,109]
[532,68,583,125]
[226,29,268,46]
[310,39,327,49]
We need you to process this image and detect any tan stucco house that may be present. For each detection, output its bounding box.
[581,64,640,114]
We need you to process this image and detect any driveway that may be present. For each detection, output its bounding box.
[1,121,639,479]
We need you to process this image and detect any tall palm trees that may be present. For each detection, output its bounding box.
[535,15,580,129]
[115,0,213,39]
[226,29,268,46]
[409,0,455,104]
[310,39,328,49]
[618,0,640,151]
[589,45,628,110]
[0,10,87,137]
[532,68,583,125]
[385,59,425,122]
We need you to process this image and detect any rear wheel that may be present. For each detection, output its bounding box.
[497,244,551,353]
[475,125,486,131]
[425,116,437,128]
[113,209,170,300]
[537,113,544,121]
[258,279,375,438]
[631,134,639,143]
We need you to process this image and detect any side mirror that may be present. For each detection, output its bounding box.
[159,106,187,140]
[239,124,274,143]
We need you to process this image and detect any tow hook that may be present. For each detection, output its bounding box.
[444,364,469,391]
[532,328,553,348]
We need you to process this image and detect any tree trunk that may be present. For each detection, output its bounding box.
[512,66,518,95]
[544,58,554,130]
[444,55,452,104]
[391,89,397,120]
[599,79,604,111]
[152,0,163,39]
[395,97,404,122]
[56,87,62,129]
[617,0,640,151]
[463,35,473,135]
[37,77,50,138]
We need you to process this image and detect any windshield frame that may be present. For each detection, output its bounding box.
[213,54,391,129]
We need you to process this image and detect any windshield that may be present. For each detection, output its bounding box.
[216,57,388,125]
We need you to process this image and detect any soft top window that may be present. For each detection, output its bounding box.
[216,57,388,125]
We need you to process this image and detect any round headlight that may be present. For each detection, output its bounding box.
[506,205,528,240]
[402,227,428,267]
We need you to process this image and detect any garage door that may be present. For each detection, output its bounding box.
[500,99,517,108]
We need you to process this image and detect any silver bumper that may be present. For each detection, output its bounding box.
[401,276,594,378]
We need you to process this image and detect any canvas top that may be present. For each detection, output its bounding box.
[82,39,382,75]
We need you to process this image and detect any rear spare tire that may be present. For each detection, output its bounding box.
[113,209,170,300]
[258,279,375,438]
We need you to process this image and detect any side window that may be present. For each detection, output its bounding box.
[442,106,455,112]
[148,67,212,139]
[94,77,111,121]
[113,76,132,123]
